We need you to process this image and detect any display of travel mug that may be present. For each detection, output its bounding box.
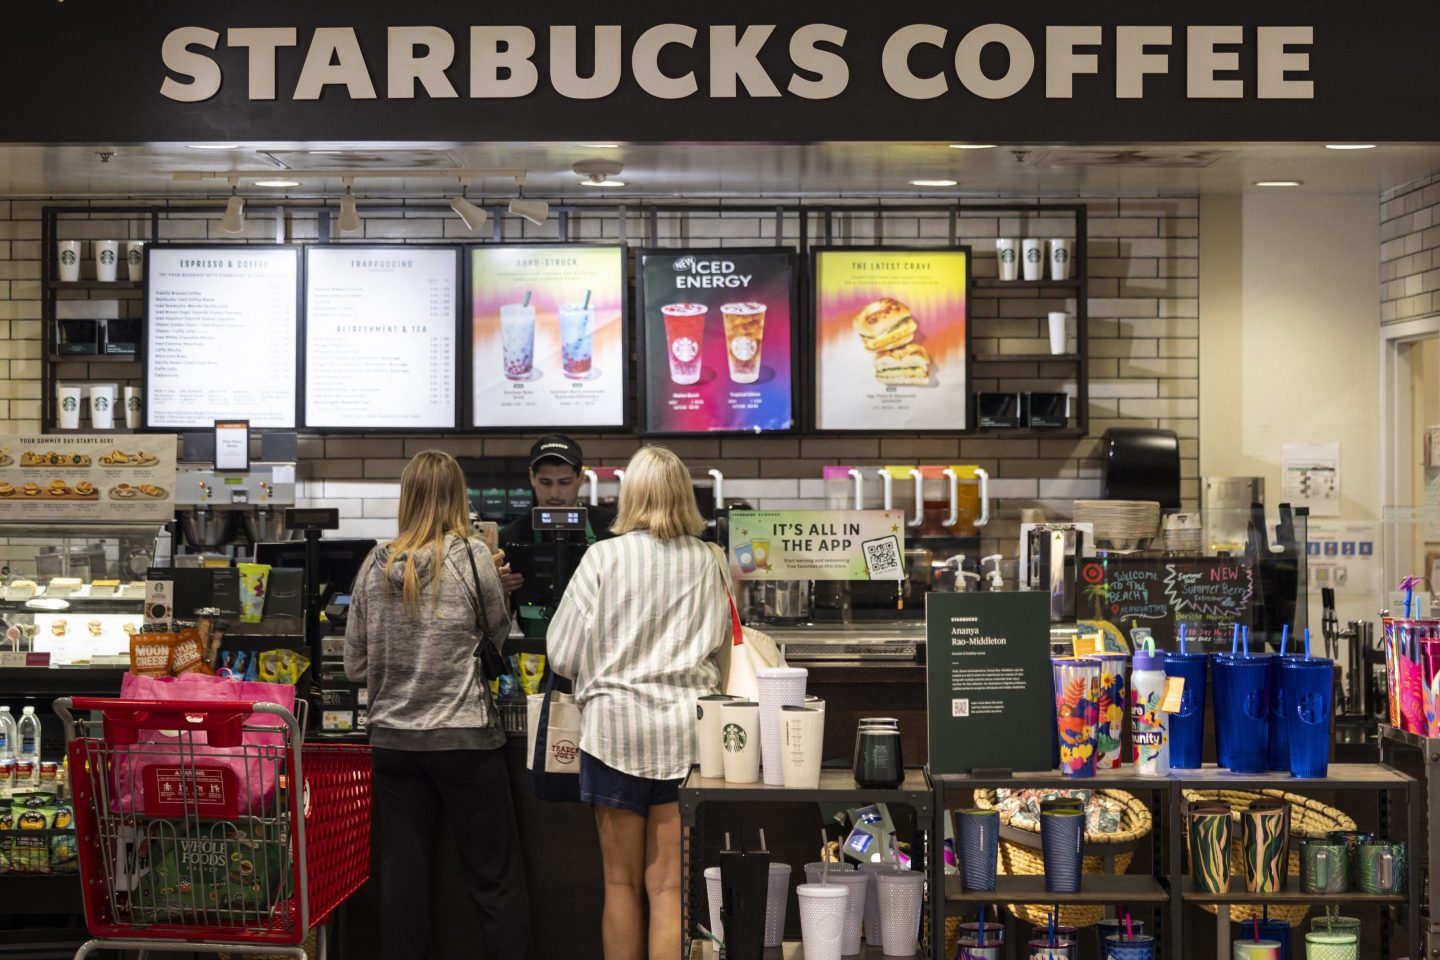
[875,869,924,957]
[89,382,117,429]
[55,384,82,429]
[704,866,724,947]
[1325,831,1374,886]
[1165,651,1209,768]
[956,808,999,892]
[1233,939,1282,959]
[94,239,119,282]
[1213,652,1271,773]
[996,238,1020,281]
[1022,238,1045,280]
[827,871,868,956]
[1096,919,1143,955]
[1027,937,1077,959]
[1040,809,1085,893]
[720,848,770,960]
[1253,919,1292,960]
[1281,657,1334,777]
[125,240,146,282]
[756,666,807,786]
[720,701,761,783]
[854,728,904,789]
[1357,840,1405,895]
[56,240,81,281]
[762,863,791,948]
[1053,657,1101,777]
[1094,653,1128,769]
[1187,800,1232,892]
[1299,839,1349,894]
[696,694,739,779]
[797,883,848,960]
[780,705,824,789]
[1394,620,1431,735]
[1102,933,1156,959]
[1303,932,1358,960]
[122,385,142,429]
[1241,800,1290,893]
[1049,238,1074,281]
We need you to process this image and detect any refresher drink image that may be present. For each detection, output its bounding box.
[721,302,765,383]
[661,303,707,385]
[558,303,594,379]
[500,302,536,380]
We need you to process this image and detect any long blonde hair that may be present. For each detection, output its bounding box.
[385,450,472,612]
[612,446,705,540]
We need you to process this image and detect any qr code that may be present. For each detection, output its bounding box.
[862,535,903,579]
[951,699,970,718]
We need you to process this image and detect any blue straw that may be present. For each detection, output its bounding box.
[1242,625,1250,656]
[978,906,985,945]
[1280,624,1289,656]
[1304,627,1312,659]
[1231,623,1240,655]
[1048,911,1055,946]
[1179,623,1187,655]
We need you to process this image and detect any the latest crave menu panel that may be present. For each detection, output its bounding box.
[304,247,458,429]
[145,247,299,429]
[471,245,626,428]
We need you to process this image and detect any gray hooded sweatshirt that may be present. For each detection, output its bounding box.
[344,534,512,751]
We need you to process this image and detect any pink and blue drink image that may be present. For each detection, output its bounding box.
[559,303,593,379]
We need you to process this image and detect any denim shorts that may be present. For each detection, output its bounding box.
[580,751,682,814]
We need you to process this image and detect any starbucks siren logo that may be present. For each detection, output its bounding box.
[127,396,141,412]
[93,396,110,412]
[1053,248,1070,264]
[61,397,78,413]
[721,722,747,753]
[998,248,1017,264]
[127,249,142,265]
[60,250,77,266]
[99,249,116,266]
[1025,247,1043,264]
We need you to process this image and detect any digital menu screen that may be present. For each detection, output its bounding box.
[639,249,796,433]
[470,245,626,429]
[304,246,458,429]
[812,247,970,431]
[145,246,299,429]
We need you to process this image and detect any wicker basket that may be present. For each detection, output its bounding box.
[973,788,1153,929]
[1182,789,1357,925]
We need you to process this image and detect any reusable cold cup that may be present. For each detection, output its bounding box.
[1242,800,1290,894]
[696,694,739,779]
[1094,653,1128,768]
[721,850,770,960]
[1309,916,1360,937]
[762,863,791,948]
[956,808,999,892]
[756,666,808,786]
[1040,809,1085,894]
[1420,632,1440,736]
[1357,840,1405,895]
[124,240,145,281]
[122,386,142,429]
[1027,938,1077,959]
[1267,653,1296,771]
[720,701,761,783]
[780,705,824,789]
[875,869,924,957]
[1212,652,1234,768]
[1303,932,1358,960]
[1048,311,1069,356]
[996,238,1020,281]
[1096,919,1143,954]
[1282,657,1334,777]
[1394,620,1428,735]
[803,861,855,885]
[828,871,868,956]
[956,938,1002,960]
[1102,933,1156,959]
[704,866,724,947]
[56,240,81,281]
[1255,919,1292,960]
[797,883,848,960]
[1382,617,1401,728]
[1052,657,1101,776]
[959,922,1007,946]
[1022,238,1045,280]
[858,863,885,946]
[1233,940,1281,960]
[1299,839,1349,894]
[1049,238,1074,281]
[56,385,83,429]
[1165,651,1209,768]
[94,240,119,282]
[1187,801,1233,893]
[89,383,117,429]
[1214,652,1271,773]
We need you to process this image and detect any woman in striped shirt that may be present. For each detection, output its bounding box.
[549,445,729,960]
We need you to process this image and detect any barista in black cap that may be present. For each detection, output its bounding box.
[498,435,614,632]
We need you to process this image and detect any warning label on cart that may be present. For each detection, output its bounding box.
[144,765,237,819]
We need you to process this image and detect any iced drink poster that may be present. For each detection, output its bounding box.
[812,247,970,431]
[639,249,796,433]
[470,245,626,428]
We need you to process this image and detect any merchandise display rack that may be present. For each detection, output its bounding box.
[935,763,1420,960]
[1378,724,1439,957]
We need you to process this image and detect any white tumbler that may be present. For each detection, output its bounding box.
[704,866,724,948]
[720,701,761,783]
[1022,238,1045,280]
[89,383,117,429]
[123,386,142,429]
[995,238,1019,281]
[56,240,81,281]
[125,241,146,282]
[756,667,807,786]
[860,862,890,946]
[797,883,849,960]
[828,871,868,956]
[876,870,925,957]
[781,705,824,789]
[56,385,83,429]
[696,694,738,780]
[804,861,855,885]
[1049,238,1074,280]
[94,240,120,282]
[763,862,792,948]
[1048,312,1069,355]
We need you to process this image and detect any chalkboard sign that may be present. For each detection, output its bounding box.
[1078,556,1256,652]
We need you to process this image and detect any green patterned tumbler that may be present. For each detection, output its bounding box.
[1187,801,1232,893]
[1242,800,1289,893]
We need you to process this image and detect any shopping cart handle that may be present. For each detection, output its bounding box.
[65,697,283,748]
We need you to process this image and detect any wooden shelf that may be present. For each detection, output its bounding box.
[945,874,1169,904]
[972,278,1081,290]
[46,280,141,290]
[970,427,1085,438]
[973,353,1082,363]
[1180,877,1405,905]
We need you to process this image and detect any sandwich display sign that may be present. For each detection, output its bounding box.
[811,248,970,431]
[638,248,797,434]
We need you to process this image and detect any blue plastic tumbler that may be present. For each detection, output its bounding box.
[1211,652,1234,769]
[1282,657,1334,778]
[1254,918,1292,960]
[1267,654,1309,771]
[1165,652,1209,769]
[1213,653,1271,773]
[1102,933,1156,959]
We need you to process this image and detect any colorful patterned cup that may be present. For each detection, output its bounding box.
[1233,939,1281,959]
[1096,919,1143,955]
[1052,657,1101,777]
[1103,933,1156,959]
[1242,800,1290,893]
[1298,840,1348,894]
[1165,652,1209,768]
[1094,654,1129,769]
[1357,840,1405,895]
[1187,801,1233,893]
[1027,938,1078,959]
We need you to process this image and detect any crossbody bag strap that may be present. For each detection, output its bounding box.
[463,538,491,641]
[706,541,745,648]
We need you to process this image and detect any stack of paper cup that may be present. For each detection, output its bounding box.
[996,238,1019,281]
[797,884,849,960]
[1050,238,1074,281]
[876,870,925,957]
[859,861,890,946]
[56,241,81,281]
[125,241,146,282]
[704,866,724,948]
[756,667,807,786]
[94,240,119,282]
[696,694,738,779]
[123,386,142,429]
[89,383,117,430]
[56,385,83,429]
[828,871,868,956]
[1022,238,1045,280]
[762,863,791,948]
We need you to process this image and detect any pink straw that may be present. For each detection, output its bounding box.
[1126,913,1133,940]
[1253,918,1260,942]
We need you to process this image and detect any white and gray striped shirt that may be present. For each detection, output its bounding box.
[547,531,728,781]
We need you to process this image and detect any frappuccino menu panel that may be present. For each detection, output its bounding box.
[304,247,459,429]
[145,247,299,429]
[470,245,627,429]
[0,435,177,522]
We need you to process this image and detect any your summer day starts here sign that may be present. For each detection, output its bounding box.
[926,591,1052,775]
[727,509,905,581]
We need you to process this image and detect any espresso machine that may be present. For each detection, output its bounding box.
[173,464,299,560]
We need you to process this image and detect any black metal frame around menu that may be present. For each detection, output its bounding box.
[299,244,464,433]
[635,246,801,437]
[141,243,303,432]
[462,242,631,434]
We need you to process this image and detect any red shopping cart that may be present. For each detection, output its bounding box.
[54,697,371,960]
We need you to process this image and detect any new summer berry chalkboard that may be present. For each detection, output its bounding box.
[1078,556,1256,652]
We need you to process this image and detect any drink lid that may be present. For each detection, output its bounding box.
[661,302,706,315]
[720,302,765,314]
[1133,637,1165,671]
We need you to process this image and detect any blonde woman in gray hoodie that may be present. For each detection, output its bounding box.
[344,449,525,960]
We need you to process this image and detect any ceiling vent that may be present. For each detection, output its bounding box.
[260,149,463,171]
[1026,148,1224,168]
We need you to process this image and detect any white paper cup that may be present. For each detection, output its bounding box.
[1022,238,1045,281]
[89,383,117,429]
[697,695,738,780]
[876,870,925,957]
[763,862,792,948]
[1049,238,1074,281]
[797,883,849,960]
[704,866,724,948]
[123,386,142,429]
[94,240,120,282]
[1048,312,1069,355]
[56,241,81,281]
[56,385,83,429]
[757,667,808,786]
[781,705,824,790]
[859,862,890,946]
[996,238,1019,281]
[720,701,761,783]
[124,241,146,282]
[827,871,868,956]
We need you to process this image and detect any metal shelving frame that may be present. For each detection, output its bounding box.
[1379,724,1439,957]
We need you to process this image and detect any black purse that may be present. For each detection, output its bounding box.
[463,540,511,682]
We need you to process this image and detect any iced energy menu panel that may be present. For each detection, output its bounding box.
[470,245,626,429]
[813,248,970,431]
[304,247,458,429]
[638,249,795,433]
[145,247,299,428]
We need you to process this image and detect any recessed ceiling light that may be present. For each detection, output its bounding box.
[949,144,997,150]
[1324,144,1376,151]
[579,143,620,149]
[910,179,958,187]
[1254,180,1302,187]
[254,179,300,188]
[188,143,240,150]
[580,179,626,188]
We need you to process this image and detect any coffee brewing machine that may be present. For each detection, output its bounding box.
[172,464,299,561]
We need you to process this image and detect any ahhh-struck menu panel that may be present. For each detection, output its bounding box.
[470,245,626,429]
[639,249,796,434]
[145,247,299,429]
[304,247,458,429]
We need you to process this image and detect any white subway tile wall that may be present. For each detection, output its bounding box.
[3,198,1200,560]
[1381,172,1440,325]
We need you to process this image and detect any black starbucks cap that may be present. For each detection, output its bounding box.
[529,435,583,470]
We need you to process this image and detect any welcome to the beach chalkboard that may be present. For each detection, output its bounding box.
[1077,556,1256,652]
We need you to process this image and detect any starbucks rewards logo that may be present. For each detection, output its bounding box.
[722,722,747,753]
[99,249,116,266]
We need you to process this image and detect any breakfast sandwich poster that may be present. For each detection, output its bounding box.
[0,434,178,522]
[813,248,969,430]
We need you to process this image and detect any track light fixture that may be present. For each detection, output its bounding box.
[450,179,489,231]
[338,177,360,233]
[221,179,245,234]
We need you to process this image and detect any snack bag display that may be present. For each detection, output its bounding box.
[130,632,178,676]
[170,628,211,676]
[257,648,311,685]
[8,791,71,874]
